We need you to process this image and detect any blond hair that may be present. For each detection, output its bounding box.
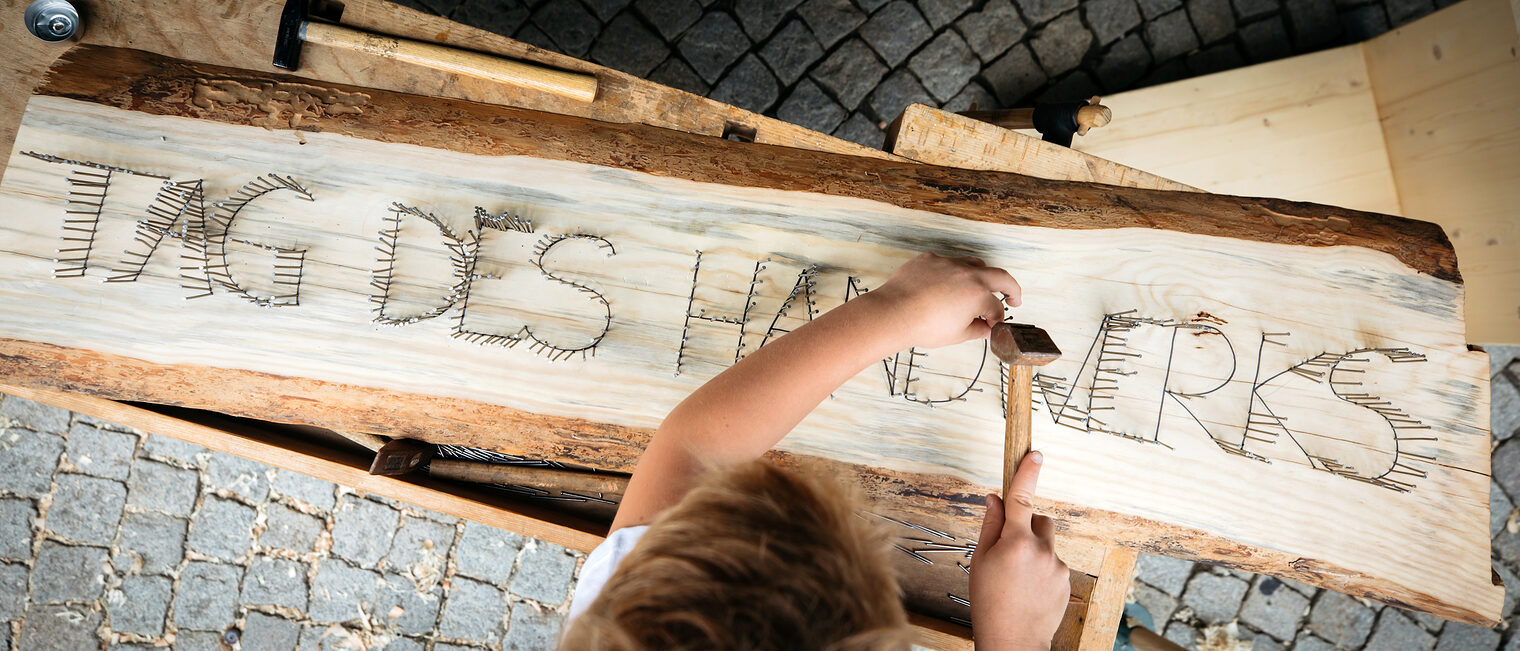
[560,461,911,650]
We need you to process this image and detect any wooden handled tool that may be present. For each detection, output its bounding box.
[959,96,1111,148]
[367,437,628,498]
[272,0,598,104]
[989,322,1061,496]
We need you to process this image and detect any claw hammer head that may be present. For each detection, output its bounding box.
[990,322,1061,366]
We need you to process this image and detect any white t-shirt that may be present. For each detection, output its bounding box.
[567,525,651,622]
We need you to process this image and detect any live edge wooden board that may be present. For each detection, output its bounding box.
[0,46,1501,625]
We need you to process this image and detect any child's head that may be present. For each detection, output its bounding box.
[561,461,911,650]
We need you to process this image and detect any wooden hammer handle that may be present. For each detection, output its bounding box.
[1004,364,1034,497]
[300,21,598,103]
[429,459,627,496]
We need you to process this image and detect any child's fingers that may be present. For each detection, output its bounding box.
[979,293,1006,328]
[976,493,1005,558]
[977,267,1022,307]
[1002,450,1043,537]
[1031,514,1055,546]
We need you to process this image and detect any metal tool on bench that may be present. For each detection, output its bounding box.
[272,0,598,103]
[989,322,1061,497]
[364,436,628,499]
[24,0,80,42]
[960,96,1112,148]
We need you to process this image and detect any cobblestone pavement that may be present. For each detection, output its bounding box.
[393,0,1453,151]
[0,397,584,650]
[1137,346,1520,651]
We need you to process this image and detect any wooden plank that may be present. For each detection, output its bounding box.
[0,0,890,184]
[0,46,1499,624]
[886,104,1198,191]
[1361,0,1520,345]
[1078,547,1140,651]
[1073,45,1401,216]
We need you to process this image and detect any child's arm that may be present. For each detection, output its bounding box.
[610,253,1022,531]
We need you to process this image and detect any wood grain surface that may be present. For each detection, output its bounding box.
[0,46,1500,624]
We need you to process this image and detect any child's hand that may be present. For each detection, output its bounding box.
[970,451,1069,650]
[866,252,1022,350]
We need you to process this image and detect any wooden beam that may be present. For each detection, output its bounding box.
[0,46,1499,624]
[1078,547,1140,651]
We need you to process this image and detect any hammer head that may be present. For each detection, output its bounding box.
[272,0,307,70]
[990,322,1061,366]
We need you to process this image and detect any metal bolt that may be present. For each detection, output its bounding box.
[24,0,79,42]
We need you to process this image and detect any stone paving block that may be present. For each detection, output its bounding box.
[114,510,185,575]
[1182,572,1248,625]
[1018,0,1080,24]
[242,612,302,651]
[1239,575,1309,640]
[1086,0,1143,45]
[1497,563,1520,619]
[581,0,631,21]
[242,556,309,610]
[330,497,399,567]
[1131,581,1178,623]
[505,603,565,650]
[1187,42,1244,75]
[529,1,600,57]
[857,0,890,11]
[513,23,558,52]
[1493,370,1520,441]
[509,542,577,606]
[1189,0,1237,43]
[273,470,336,512]
[139,433,205,466]
[711,53,780,112]
[957,0,1027,61]
[1366,609,1436,650]
[64,424,136,481]
[1434,622,1501,651]
[982,44,1048,105]
[919,0,972,27]
[1163,621,1199,649]
[175,630,228,651]
[371,573,443,635]
[678,12,752,84]
[811,38,888,110]
[450,1,528,38]
[456,521,527,585]
[381,637,426,651]
[0,499,36,561]
[386,516,454,575]
[1308,590,1376,647]
[736,0,804,40]
[173,561,242,630]
[433,644,476,651]
[0,621,9,651]
[0,562,27,618]
[31,541,107,603]
[47,472,126,545]
[1405,607,1445,634]
[188,496,257,562]
[126,459,197,517]
[1286,0,1339,47]
[1137,0,1184,18]
[206,453,271,503]
[0,395,70,433]
[1492,349,1520,378]
[759,19,825,85]
[19,604,100,651]
[309,560,381,624]
[0,429,64,497]
[590,12,670,77]
[1136,553,1194,596]
[798,0,867,47]
[859,1,932,67]
[1144,9,1198,63]
[439,577,508,643]
[637,0,702,40]
[867,69,934,123]
[908,31,979,102]
[1031,11,1094,77]
[942,81,996,112]
[108,574,171,635]
[776,79,848,133]
[1096,33,1151,89]
[1240,15,1292,61]
[1495,439,1520,500]
[649,57,711,94]
[1238,627,1284,651]
[1384,0,1433,25]
[1232,0,1279,19]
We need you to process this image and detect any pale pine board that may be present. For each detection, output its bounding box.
[0,96,1498,621]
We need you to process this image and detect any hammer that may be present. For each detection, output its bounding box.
[272,0,598,104]
[958,96,1112,148]
[989,322,1061,497]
